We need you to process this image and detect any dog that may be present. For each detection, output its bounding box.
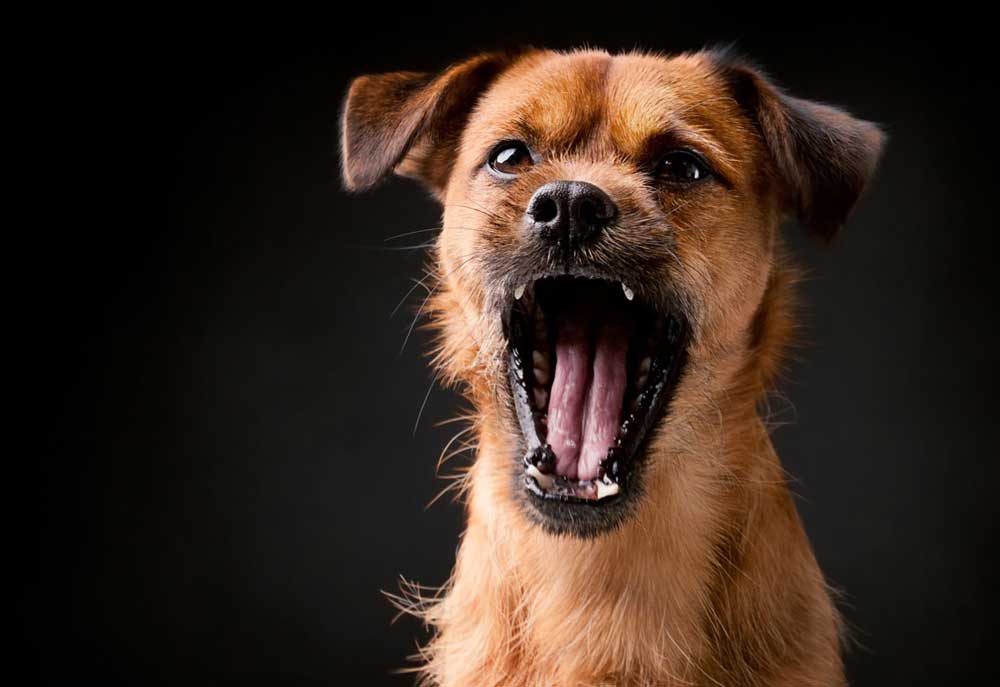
[341,47,883,687]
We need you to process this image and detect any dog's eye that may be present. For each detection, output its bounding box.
[657,150,711,184]
[488,141,534,177]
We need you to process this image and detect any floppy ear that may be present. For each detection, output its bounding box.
[714,53,885,240]
[340,52,516,194]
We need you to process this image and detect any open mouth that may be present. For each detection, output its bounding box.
[504,275,689,522]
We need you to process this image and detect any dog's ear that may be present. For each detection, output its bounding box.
[712,52,885,240]
[340,52,516,194]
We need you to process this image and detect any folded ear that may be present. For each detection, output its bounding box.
[340,52,516,194]
[712,52,886,240]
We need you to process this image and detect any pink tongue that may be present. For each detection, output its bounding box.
[548,306,628,481]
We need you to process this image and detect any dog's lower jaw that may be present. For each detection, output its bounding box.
[417,418,846,687]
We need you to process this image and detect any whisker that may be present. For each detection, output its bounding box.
[413,372,438,435]
[444,203,502,221]
[397,251,482,348]
[436,425,476,470]
[400,282,439,353]
[381,225,484,243]
[382,226,443,242]
[434,413,477,428]
[375,241,438,252]
[390,273,434,319]
[425,465,474,509]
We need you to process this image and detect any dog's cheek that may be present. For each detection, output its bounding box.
[672,192,776,349]
[438,230,485,327]
[443,165,533,285]
[436,200,512,389]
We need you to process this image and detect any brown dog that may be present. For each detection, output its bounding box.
[341,48,883,687]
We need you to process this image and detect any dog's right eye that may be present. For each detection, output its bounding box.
[488,141,534,178]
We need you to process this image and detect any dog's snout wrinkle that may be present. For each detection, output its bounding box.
[525,180,617,251]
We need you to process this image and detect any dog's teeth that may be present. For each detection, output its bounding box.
[596,480,620,500]
[533,387,548,409]
[526,463,554,489]
[636,357,651,388]
[622,283,634,301]
[534,366,549,386]
[532,350,549,370]
[514,284,526,300]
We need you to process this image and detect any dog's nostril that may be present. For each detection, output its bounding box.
[578,198,600,226]
[573,188,616,229]
[531,196,559,223]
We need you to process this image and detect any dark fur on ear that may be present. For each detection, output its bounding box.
[340,52,519,194]
[710,49,885,239]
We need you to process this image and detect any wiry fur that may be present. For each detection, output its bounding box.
[342,47,883,686]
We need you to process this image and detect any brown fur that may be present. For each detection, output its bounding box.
[342,48,883,686]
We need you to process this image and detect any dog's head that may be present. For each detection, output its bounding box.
[342,49,883,537]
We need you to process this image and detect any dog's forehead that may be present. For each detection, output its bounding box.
[472,51,730,156]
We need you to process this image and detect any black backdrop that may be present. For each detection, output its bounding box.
[30,7,998,686]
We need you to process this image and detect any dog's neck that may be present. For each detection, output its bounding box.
[418,269,846,687]
[422,420,842,686]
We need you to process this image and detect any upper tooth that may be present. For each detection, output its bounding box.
[622,283,634,301]
[514,284,526,300]
[534,367,549,385]
[638,356,651,374]
[533,387,548,409]
[533,350,550,385]
[534,311,547,338]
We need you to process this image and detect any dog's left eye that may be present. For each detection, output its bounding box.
[657,150,711,184]
[488,141,534,177]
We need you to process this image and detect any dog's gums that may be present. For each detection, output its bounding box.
[504,276,688,513]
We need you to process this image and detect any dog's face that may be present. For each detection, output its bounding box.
[343,49,882,537]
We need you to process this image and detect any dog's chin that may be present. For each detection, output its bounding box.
[502,273,690,538]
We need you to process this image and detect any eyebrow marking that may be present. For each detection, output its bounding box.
[511,118,541,146]
[670,95,739,118]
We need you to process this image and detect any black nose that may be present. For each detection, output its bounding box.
[525,180,617,250]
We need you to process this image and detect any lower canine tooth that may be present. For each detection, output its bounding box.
[596,480,620,499]
[526,463,554,489]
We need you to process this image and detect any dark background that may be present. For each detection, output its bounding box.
[29,7,998,686]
